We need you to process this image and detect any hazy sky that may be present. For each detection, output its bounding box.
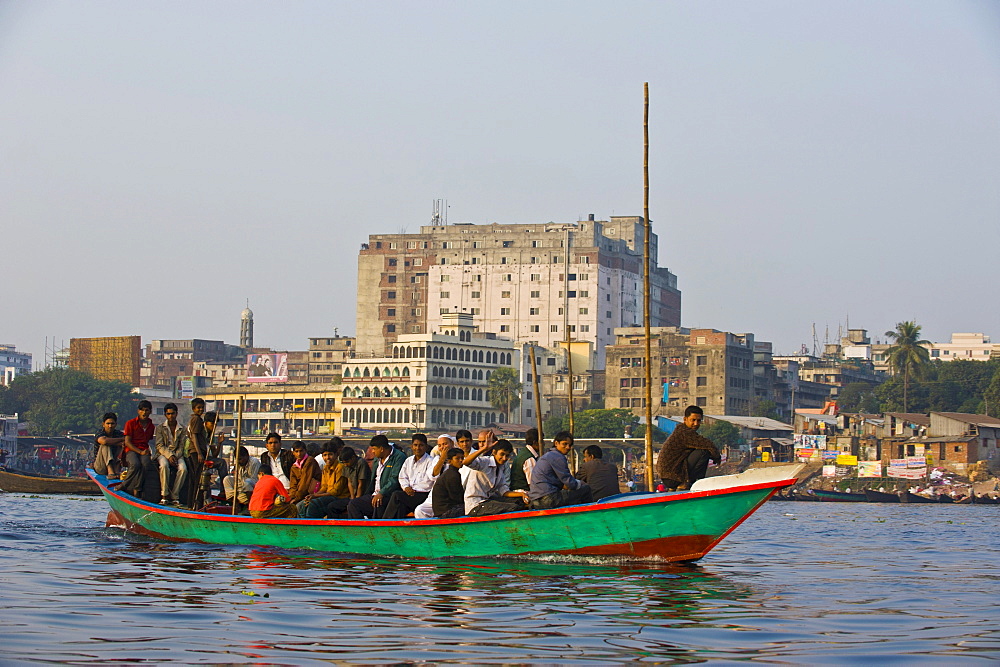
[2,1,998,367]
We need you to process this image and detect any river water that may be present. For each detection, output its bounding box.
[1,493,998,664]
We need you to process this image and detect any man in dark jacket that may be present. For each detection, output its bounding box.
[576,445,620,501]
[347,435,407,519]
[431,448,467,518]
[528,431,592,509]
[656,405,721,490]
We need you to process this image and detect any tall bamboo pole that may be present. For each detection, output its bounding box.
[530,346,544,454]
[643,82,655,491]
[566,338,575,434]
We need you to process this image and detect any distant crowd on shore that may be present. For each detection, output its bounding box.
[94,401,724,518]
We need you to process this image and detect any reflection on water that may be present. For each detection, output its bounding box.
[1,494,999,662]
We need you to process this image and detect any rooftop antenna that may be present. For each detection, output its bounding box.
[812,323,819,357]
[431,199,448,226]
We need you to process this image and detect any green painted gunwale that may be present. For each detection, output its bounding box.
[88,469,792,560]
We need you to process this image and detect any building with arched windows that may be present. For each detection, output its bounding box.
[341,313,521,432]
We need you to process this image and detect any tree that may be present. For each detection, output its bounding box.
[0,368,142,435]
[701,420,742,448]
[884,321,931,412]
[751,399,781,421]
[544,409,639,438]
[836,383,880,414]
[486,367,522,422]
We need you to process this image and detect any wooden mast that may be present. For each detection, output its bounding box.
[231,396,244,515]
[643,82,655,491]
[530,345,544,454]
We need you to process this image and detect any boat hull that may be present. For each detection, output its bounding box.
[864,489,901,503]
[813,489,867,502]
[0,468,100,495]
[91,467,799,561]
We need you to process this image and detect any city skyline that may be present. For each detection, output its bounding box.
[2,1,998,367]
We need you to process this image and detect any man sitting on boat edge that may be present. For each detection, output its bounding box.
[656,405,721,491]
[527,431,592,510]
[346,435,406,519]
[93,412,125,480]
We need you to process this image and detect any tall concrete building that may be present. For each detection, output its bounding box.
[355,215,681,367]
[0,344,32,386]
[605,327,756,418]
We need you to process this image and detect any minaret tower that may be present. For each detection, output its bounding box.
[240,301,254,349]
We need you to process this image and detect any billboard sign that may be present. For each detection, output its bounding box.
[247,353,288,383]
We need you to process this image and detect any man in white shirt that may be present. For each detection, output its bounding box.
[414,434,457,519]
[465,439,528,516]
[223,445,261,506]
[382,433,438,519]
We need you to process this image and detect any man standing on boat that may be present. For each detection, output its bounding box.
[528,431,592,510]
[656,405,721,491]
[120,400,155,498]
[154,403,189,506]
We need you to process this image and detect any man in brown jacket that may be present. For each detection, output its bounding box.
[656,405,721,490]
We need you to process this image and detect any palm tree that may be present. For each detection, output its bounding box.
[884,321,931,412]
[486,367,522,422]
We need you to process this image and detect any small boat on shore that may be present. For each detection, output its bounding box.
[90,465,803,561]
[812,489,867,502]
[0,467,100,495]
[864,489,900,503]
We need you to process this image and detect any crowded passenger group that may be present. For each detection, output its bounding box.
[92,399,628,518]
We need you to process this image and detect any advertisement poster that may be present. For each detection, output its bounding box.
[858,461,882,477]
[822,465,837,477]
[836,454,858,466]
[247,353,289,383]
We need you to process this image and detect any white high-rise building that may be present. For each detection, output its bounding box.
[356,215,681,367]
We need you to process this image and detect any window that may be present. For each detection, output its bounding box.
[530,257,539,264]
[501,257,508,264]
[620,399,631,408]
[567,291,577,298]
[386,324,396,333]
[413,258,422,266]
[529,308,540,315]
[579,291,588,297]
[473,241,483,248]
[552,256,561,263]
[471,257,479,264]
[696,397,707,407]
[550,325,559,332]
[530,290,540,298]
[580,325,589,332]
[558,307,564,315]
[530,325,540,332]
[412,308,421,316]
[620,378,630,388]
[410,276,422,283]
[388,258,397,266]
[500,308,511,315]
[569,325,576,332]
[500,325,510,332]
[442,241,454,249]
[502,241,513,248]
[473,274,482,282]
[547,358,556,366]
[501,291,511,298]
[387,308,396,316]
[406,241,417,249]
[386,291,396,299]
[471,308,481,315]
[579,307,588,315]
[606,311,612,318]
[387,275,397,283]
[389,243,397,250]
[502,274,512,282]
[696,355,707,366]
[440,291,450,298]
[530,274,541,281]
[568,274,577,281]
[471,291,481,299]
[411,325,420,333]
[532,240,540,248]
[440,275,450,282]
[579,273,589,280]
[696,376,707,387]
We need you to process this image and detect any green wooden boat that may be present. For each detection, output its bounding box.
[89,465,802,561]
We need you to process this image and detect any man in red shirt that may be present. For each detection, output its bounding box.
[121,400,156,498]
[249,465,297,519]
